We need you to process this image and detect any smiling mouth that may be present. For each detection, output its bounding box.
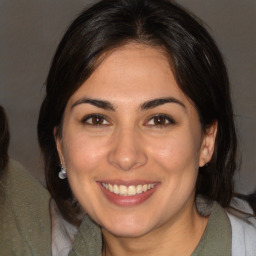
[101,183,156,196]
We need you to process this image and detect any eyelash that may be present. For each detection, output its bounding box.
[81,114,176,127]
[81,114,110,126]
[145,114,176,127]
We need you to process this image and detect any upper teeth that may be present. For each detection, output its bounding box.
[102,183,155,196]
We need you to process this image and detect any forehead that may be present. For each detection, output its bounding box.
[69,43,189,105]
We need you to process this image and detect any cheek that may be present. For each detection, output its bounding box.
[149,130,201,171]
[62,131,108,175]
[61,131,110,214]
[147,131,201,211]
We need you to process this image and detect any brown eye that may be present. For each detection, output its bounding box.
[153,116,167,125]
[146,114,176,127]
[82,114,109,126]
[91,115,104,125]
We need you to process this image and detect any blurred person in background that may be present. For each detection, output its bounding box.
[0,105,51,255]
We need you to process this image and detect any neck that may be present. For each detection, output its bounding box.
[102,202,209,256]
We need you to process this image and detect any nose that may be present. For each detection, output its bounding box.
[107,127,147,171]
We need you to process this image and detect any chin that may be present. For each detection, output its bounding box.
[100,213,155,238]
[103,224,151,238]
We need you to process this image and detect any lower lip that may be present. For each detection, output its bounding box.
[98,183,159,207]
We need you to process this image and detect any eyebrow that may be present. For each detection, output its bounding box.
[71,97,186,111]
[71,98,115,111]
[141,97,186,110]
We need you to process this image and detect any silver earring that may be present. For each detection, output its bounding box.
[59,163,67,179]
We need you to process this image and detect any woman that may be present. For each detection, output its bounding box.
[38,0,256,255]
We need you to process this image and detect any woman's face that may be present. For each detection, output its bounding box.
[56,43,216,238]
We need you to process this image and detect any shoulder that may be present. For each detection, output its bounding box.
[0,159,51,255]
[4,159,50,209]
[226,199,256,256]
[8,159,48,191]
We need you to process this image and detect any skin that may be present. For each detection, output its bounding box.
[56,43,217,256]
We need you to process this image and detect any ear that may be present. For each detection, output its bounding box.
[199,121,218,167]
[54,126,65,166]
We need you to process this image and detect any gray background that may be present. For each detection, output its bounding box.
[0,0,255,193]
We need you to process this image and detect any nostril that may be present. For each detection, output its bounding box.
[107,129,148,171]
[108,155,147,171]
[107,145,148,171]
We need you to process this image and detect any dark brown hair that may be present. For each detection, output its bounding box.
[0,106,10,175]
[38,0,237,225]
